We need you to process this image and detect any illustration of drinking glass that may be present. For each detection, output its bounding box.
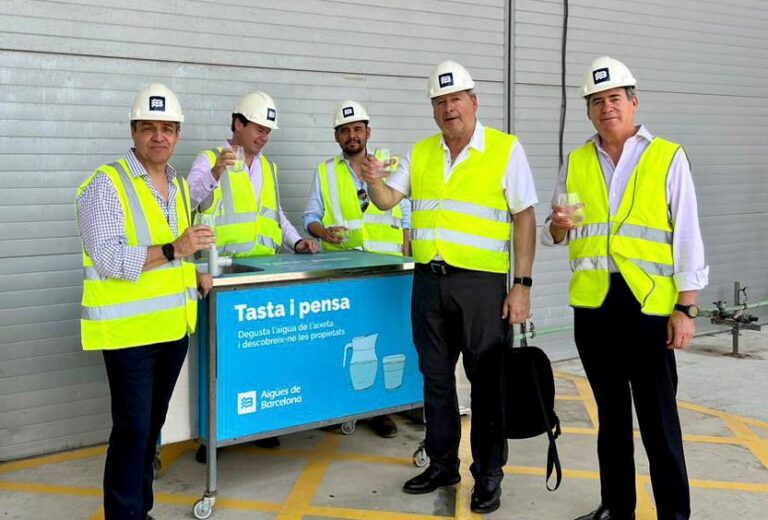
[226,145,246,173]
[383,354,406,390]
[556,192,585,226]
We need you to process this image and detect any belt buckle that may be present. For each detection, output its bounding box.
[430,262,448,275]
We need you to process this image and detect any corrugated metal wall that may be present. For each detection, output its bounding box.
[2,0,767,461]
[0,0,506,460]
[515,0,768,339]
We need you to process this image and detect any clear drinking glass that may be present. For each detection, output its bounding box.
[373,148,398,178]
[556,192,585,226]
[193,212,216,229]
[226,145,246,173]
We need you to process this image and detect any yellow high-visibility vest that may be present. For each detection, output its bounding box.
[410,128,515,273]
[318,157,403,256]
[198,148,282,257]
[77,159,198,350]
[567,137,681,315]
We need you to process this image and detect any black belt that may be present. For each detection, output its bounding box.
[416,261,471,276]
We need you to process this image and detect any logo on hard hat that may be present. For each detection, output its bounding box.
[593,68,610,84]
[149,96,166,112]
[438,72,454,88]
[267,108,276,121]
[342,107,354,118]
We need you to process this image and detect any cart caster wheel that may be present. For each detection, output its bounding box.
[195,444,207,464]
[412,447,429,467]
[193,496,215,519]
[340,420,356,435]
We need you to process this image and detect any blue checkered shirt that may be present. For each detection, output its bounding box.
[76,149,180,282]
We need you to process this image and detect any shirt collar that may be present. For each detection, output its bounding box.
[587,124,653,148]
[126,148,177,180]
[440,120,485,153]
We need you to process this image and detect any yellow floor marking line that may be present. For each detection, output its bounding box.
[678,401,768,430]
[455,416,481,520]
[0,444,106,474]
[0,480,101,497]
[556,394,585,401]
[689,477,768,493]
[275,431,343,520]
[561,426,598,435]
[573,377,600,429]
[88,507,104,520]
[722,417,768,470]
[634,475,656,520]
[308,505,452,520]
[155,440,196,477]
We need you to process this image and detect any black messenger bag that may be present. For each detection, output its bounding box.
[500,322,562,490]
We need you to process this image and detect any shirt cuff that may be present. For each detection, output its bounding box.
[540,217,569,246]
[674,266,709,292]
[123,246,148,282]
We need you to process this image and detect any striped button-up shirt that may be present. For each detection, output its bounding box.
[76,149,180,282]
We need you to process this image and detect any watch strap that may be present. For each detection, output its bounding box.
[161,243,175,262]
[513,276,533,287]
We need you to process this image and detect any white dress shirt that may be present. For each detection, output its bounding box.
[540,125,708,291]
[187,141,302,249]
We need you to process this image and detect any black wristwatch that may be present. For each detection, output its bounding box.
[161,243,175,262]
[674,303,700,318]
[513,276,533,288]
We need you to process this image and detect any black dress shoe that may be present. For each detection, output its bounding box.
[370,414,398,438]
[470,483,501,514]
[574,504,635,520]
[403,466,461,494]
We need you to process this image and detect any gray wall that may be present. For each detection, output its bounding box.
[0,0,506,461]
[2,0,767,461]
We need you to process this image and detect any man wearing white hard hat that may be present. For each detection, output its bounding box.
[542,57,708,520]
[302,100,411,438]
[188,91,320,256]
[76,83,215,519]
[363,61,538,514]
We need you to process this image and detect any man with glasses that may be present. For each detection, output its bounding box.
[302,99,411,438]
[362,61,537,514]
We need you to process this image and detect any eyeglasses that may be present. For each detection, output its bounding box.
[357,188,370,212]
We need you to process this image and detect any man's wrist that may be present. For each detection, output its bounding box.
[513,276,533,288]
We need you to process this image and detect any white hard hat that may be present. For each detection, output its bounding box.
[233,91,279,130]
[333,100,370,128]
[427,60,476,99]
[581,56,637,98]
[129,83,184,123]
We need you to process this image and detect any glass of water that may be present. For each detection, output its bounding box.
[373,148,398,178]
[556,192,584,226]
[193,212,216,229]
[226,145,245,173]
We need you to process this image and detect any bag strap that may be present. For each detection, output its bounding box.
[521,322,562,491]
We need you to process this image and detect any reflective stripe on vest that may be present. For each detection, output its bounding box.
[410,128,515,273]
[319,157,403,256]
[199,148,282,257]
[567,137,680,315]
[77,159,198,350]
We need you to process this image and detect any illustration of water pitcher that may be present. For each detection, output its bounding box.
[342,334,378,391]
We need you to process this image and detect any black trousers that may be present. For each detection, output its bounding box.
[102,336,189,520]
[575,274,690,520]
[412,265,508,487]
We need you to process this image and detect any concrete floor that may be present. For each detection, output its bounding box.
[1,327,767,519]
